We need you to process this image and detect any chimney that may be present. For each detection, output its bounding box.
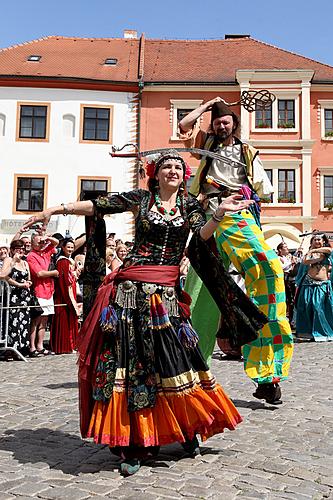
[123,30,138,39]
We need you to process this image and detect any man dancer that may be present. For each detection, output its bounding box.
[179,97,293,404]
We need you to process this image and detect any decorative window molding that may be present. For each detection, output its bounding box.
[261,160,301,206]
[318,167,333,211]
[318,100,333,140]
[13,174,48,214]
[63,113,76,138]
[16,102,50,142]
[169,99,202,140]
[79,104,113,144]
[252,91,300,133]
[0,113,6,136]
[77,176,111,201]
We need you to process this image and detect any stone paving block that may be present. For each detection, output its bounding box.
[114,495,161,500]
[8,481,50,496]
[284,483,329,498]
[76,481,118,495]
[178,484,215,498]
[288,465,320,481]
[153,478,186,491]
[38,486,92,499]
[0,478,28,493]
[205,486,240,500]
[319,475,333,488]
[144,486,183,499]
[236,493,269,499]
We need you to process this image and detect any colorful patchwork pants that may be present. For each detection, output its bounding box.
[215,210,293,383]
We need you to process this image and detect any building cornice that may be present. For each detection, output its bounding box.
[143,84,239,92]
[236,69,314,84]
[0,76,139,93]
[248,139,316,148]
[261,216,316,223]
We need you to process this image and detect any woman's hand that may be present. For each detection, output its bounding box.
[216,194,255,217]
[22,210,51,234]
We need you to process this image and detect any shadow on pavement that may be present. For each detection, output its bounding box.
[44,382,78,390]
[0,428,226,475]
[0,428,119,475]
[232,399,279,411]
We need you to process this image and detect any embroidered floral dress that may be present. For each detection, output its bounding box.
[78,189,242,455]
[8,267,31,355]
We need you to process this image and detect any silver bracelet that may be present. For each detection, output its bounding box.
[61,203,68,216]
[212,210,224,223]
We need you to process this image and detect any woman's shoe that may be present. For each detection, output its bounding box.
[29,350,39,358]
[253,383,282,405]
[181,436,200,457]
[120,458,141,476]
[36,348,50,356]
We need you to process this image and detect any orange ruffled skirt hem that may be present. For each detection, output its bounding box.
[87,382,242,447]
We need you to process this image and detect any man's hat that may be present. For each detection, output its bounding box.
[211,101,234,123]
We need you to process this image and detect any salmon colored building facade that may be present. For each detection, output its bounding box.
[140,36,333,249]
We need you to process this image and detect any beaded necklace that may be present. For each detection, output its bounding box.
[154,192,181,219]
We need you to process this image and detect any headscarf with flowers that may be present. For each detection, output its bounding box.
[145,150,192,181]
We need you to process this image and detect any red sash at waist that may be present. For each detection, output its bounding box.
[105,264,180,287]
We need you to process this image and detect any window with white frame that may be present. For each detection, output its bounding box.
[253,91,300,132]
[261,161,301,204]
[323,175,333,208]
[170,99,202,140]
[318,101,333,139]
[319,167,333,210]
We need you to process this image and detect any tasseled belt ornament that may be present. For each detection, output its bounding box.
[115,280,137,309]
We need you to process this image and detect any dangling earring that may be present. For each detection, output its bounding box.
[179,181,185,192]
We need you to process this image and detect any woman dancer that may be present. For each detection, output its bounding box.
[24,150,262,476]
[296,234,333,342]
[50,238,79,354]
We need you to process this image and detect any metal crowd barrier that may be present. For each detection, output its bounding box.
[0,280,28,362]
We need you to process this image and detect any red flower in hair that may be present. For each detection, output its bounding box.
[146,161,156,179]
[184,162,192,181]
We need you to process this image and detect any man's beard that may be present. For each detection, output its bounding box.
[216,129,233,142]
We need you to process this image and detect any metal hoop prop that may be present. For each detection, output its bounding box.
[222,89,276,113]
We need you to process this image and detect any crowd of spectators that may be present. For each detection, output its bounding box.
[3,224,331,361]
[0,226,133,360]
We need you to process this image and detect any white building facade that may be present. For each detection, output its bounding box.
[0,85,138,243]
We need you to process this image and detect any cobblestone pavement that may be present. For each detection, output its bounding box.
[0,342,332,500]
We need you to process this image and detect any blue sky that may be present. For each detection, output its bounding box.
[2,0,333,67]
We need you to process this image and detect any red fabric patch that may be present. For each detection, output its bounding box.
[237,219,248,229]
[273,335,283,345]
[268,294,276,303]
[257,252,268,261]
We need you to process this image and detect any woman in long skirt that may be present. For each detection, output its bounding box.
[24,150,264,476]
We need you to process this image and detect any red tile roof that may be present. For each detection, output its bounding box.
[1,36,333,85]
[144,37,333,83]
[0,36,140,83]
